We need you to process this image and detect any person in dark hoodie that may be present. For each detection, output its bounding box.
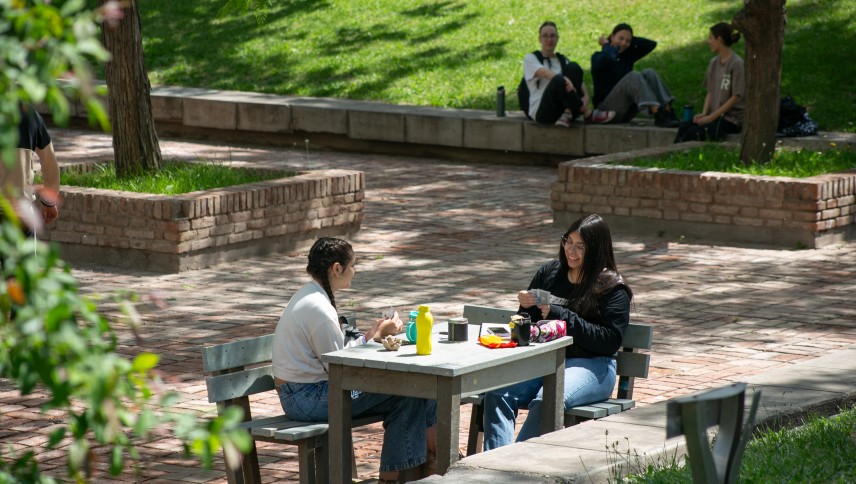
[482,214,632,449]
[591,23,679,127]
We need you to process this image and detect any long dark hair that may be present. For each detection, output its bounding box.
[558,214,630,318]
[710,22,741,47]
[610,23,633,38]
[306,237,353,309]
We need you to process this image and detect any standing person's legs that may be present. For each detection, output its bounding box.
[598,71,659,122]
[516,356,617,443]
[535,75,583,124]
[482,376,543,450]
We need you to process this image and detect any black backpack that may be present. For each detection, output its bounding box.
[777,95,819,137]
[518,50,572,120]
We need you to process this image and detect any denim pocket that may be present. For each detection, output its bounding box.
[279,382,329,421]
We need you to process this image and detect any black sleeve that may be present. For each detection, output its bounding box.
[517,263,552,322]
[18,107,51,151]
[546,286,630,356]
[628,37,657,63]
[591,44,620,72]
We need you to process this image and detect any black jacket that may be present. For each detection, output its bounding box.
[519,259,631,358]
[591,37,657,107]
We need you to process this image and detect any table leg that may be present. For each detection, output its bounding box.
[540,348,566,436]
[436,378,461,474]
[328,364,352,483]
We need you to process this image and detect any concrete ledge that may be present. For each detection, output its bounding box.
[50,84,856,164]
[424,347,856,483]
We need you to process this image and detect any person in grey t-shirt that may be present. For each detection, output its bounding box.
[675,22,745,143]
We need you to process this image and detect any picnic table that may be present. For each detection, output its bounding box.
[321,321,573,481]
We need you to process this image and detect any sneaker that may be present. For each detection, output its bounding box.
[655,108,680,128]
[586,109,616,124]
[555,112,574,128]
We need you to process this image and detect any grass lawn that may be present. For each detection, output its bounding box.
[137,0,855,132]
[59,161,292,195]
[625,145,856,177]
[619,405,856,483]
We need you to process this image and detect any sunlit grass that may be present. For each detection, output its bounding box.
[620,405,856,483]
[624,145,856,178]
[60,161,293,195]
[138,0,855,132]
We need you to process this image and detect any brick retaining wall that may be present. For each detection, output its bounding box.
[551,144,856,248]
[44,168,365,272]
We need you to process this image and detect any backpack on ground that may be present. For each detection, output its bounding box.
[777,95,818,137]
[518,50,572,120]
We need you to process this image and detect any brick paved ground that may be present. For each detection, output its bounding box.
[2,129,855,482]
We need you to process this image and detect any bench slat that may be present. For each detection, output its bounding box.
[616,351,650,378]
[622,324,653,350]
[569,405,608,419]
[202,335,275,373]
[605,398,636,411]
[589,401,622,416]
[206,365,275,403]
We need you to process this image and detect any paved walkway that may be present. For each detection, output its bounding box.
[2,129,855,482]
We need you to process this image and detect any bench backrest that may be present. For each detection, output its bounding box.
[202,334,276,405]
[461,304,652,399]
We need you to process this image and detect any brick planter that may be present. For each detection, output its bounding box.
[551,143,856,248]
[44,168,365,272]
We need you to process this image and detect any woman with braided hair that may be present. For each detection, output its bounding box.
[272,237,437,481]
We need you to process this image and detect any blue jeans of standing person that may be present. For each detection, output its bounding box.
[278,381,438,472]
[483,356,616,450]
[598,68,675,123]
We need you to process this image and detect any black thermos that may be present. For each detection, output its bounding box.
[496,86,506,117]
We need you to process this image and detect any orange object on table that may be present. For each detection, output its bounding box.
[478,335,518,348]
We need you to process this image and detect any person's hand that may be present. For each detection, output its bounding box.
[598,35,609,47]
[540,305,550,319]
[518,290,536,307]
[695,114,714,126]
[40,204,58,224]
[374,316,403,338]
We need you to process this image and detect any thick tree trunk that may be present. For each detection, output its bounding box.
[100,0,162,177]
[732,0,787,164]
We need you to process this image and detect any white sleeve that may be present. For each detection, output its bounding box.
[523,53,543,82]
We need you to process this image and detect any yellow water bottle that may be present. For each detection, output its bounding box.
[415,304,433,355]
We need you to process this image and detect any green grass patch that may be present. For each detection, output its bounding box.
[136,0,856,132]
[623,145,856,178]
[618,405,856,483]
[60,161,292,195]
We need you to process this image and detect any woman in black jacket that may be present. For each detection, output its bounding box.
[483,214,632,450]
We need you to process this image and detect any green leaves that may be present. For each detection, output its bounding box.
[0,217,251,479]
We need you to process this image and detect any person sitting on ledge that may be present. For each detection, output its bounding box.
[674,22,744,143]
[591,23,680,127]
[521,21,615,127]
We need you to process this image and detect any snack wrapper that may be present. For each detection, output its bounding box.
[478,335,518,349]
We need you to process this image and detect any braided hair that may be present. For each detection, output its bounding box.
[306,237,354,309]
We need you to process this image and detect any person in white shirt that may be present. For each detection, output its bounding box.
[272,237,437,482]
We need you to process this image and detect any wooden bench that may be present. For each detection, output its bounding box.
[201,334,383,484]
[460,304,653,455]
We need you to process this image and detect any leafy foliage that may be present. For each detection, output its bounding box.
[2,2,252,480]
[0,207,252,481]
[0,0,110,163]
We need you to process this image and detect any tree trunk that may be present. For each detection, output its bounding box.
[100,0,162,177]
[732,0,787,164]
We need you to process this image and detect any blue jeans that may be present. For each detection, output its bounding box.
[277,381,437,472]
[483,356,617,450]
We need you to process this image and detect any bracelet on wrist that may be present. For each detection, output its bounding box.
[38,197,57,207]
